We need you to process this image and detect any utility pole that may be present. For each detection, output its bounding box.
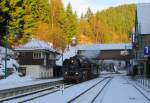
[4,19,8,78]
[4,13,10,78]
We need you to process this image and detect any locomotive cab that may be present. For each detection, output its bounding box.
[63,55,99,83]
[63,56,82,83]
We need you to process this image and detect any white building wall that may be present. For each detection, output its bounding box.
[23,65,53,79]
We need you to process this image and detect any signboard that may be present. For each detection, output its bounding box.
[144,46,150,56]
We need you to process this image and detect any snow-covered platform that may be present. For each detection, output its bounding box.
[25,74,150,103]
[94,75,150,103]
[0,74,63,90]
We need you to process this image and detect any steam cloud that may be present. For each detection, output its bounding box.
[78,50,100,59]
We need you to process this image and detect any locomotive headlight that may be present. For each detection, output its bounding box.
[71,60,74,63]
[65,72,67,74]
[75,72,79,75]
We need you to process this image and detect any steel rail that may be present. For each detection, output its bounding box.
[20,84,74,103]
[91,78,112,103]
[67,77,111,103]
[0,80,63,102]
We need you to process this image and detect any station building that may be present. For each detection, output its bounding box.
[15,38,60,79]
[132,3,150,78]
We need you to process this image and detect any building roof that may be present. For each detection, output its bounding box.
[56,43,132,66]
[137,3,150,34]
[15,38,57,53]
[76,43,132,50]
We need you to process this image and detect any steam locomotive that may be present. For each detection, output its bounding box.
[63,55,99,83]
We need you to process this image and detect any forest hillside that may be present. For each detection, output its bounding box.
[80,4,135,44]
[0,0,135,50]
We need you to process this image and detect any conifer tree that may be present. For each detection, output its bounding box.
[65,3,79,44]
[48,0,66,49]
[0,0,25,45]
[84,7,93,22]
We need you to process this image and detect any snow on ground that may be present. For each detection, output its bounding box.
[0,73,32,84]
[101,71,115,74]
[0,58,20,77]
[26,77,104,103]
[0,69,4,76]
[127,77,150,100]
[72,78,110,103]
[94,75,150,103]
[1,58,19,72]
[26,75,150,103]
[4,58,19,69]
[118,70,127,74]
[0,73,63,90]
[1,72,149,103]
[100,71,123,78]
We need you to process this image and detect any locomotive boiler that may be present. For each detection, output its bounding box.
[63,55,99,83]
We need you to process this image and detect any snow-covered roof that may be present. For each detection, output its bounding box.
[76,43,132,50]
[15,38,57,53]
[137,3,150,34]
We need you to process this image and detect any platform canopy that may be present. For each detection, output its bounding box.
[76,43,132,51]
[76,43,133,60]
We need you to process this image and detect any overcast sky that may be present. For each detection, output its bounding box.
[62,0,150,16]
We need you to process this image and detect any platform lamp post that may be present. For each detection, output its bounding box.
[0,11,10,78]
[4,36,7,78]
[4,14,16,78]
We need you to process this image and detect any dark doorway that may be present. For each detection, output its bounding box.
[146,57,150,78]
[53,66,62,77]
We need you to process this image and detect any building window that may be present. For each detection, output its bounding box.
[33,52,43,59]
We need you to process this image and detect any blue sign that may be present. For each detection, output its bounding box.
[144,46,150,55]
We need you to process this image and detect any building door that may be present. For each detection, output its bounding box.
[146,57,150,78]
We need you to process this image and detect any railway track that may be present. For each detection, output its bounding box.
[68,77,112,103]
[0,80,64,103]
[3,83,74,103]
[1,77,113,103]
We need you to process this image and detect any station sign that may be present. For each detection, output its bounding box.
[144,46,150,56]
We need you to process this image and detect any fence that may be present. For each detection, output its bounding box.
[135,75,150,93]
